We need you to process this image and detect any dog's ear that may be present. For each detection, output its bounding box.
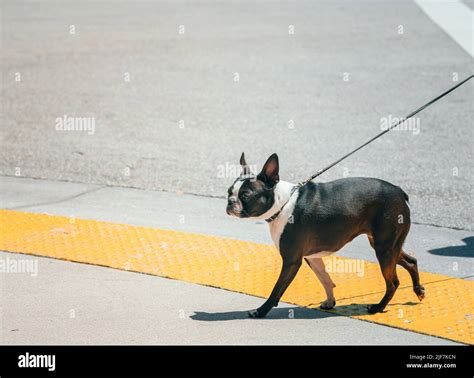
[258,153,279,186]
[240,152,251,175]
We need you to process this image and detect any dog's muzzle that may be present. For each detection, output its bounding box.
[226,197,241,217]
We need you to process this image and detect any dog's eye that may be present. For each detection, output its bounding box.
[241,193,250,201]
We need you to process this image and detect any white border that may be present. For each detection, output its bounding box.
[415,0,473,57]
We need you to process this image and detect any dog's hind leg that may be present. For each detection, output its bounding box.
[367,248,400,314]
[398,250,425,301]
[367,223,405,314]
[305,257,336,309]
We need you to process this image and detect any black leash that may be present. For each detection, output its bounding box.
[266,75,473,223]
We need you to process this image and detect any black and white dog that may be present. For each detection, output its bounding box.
[227,153,425,318]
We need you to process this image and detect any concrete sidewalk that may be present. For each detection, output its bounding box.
[1,175,470,345]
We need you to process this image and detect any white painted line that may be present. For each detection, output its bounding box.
[415,0,473,57]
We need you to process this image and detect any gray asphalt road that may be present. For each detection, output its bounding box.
[1,0,473,230]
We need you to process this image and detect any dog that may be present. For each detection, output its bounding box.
[226,152,425,318]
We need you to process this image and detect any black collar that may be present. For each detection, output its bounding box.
[265,185,299,223]
[265,210,282,223]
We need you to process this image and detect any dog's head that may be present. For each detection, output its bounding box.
[226,153,280,219]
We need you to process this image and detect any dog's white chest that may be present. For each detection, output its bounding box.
[269,191,299,251]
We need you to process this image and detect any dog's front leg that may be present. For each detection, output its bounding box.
[248,260,302,318]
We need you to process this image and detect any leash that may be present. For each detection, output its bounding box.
[266,75,473,223]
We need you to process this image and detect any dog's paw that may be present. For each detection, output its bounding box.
[415,285,425,301]
[320,299,336,310]
[248,309,267,319]
[367,304,384,314]
[248,309,259,318]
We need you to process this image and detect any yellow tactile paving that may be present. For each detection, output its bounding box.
[0,209,472,344]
